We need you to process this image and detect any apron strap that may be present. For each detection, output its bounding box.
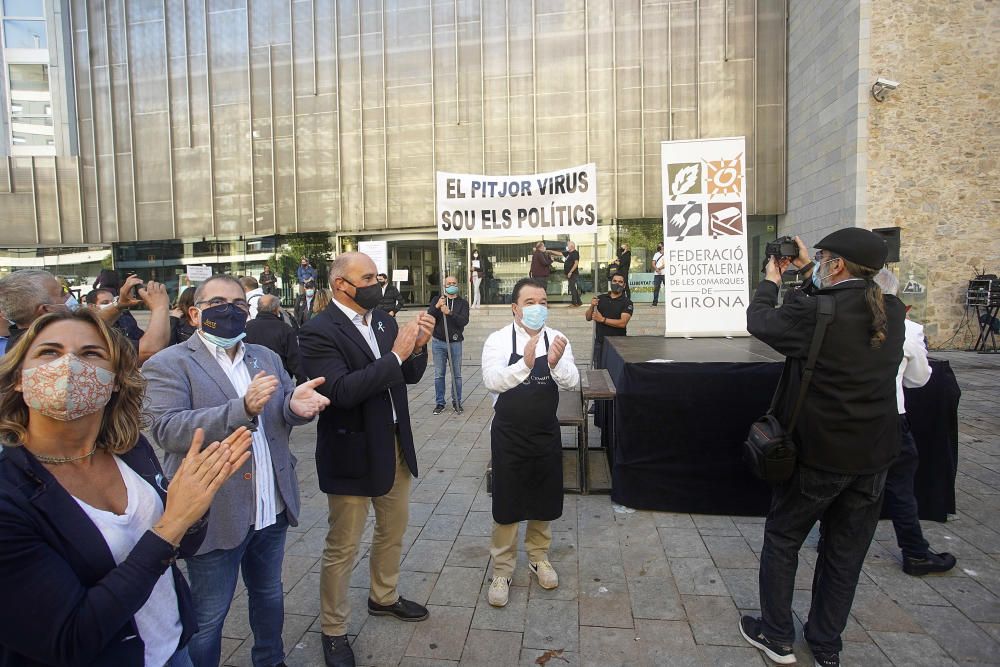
[511,325,551,356]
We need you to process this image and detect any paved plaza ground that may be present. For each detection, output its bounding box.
[213,350,1000,667]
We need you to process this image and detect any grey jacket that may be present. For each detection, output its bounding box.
[142,335,311,553]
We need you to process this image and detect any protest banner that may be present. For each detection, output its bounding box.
[436,164,597,239]
[661,137,750,337]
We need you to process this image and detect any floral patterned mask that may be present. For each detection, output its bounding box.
[20,353,115,421]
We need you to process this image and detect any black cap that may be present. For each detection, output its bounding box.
[815,227,888,270]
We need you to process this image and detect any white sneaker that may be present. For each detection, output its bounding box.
[528,560,559,589]
[488,576,511,607]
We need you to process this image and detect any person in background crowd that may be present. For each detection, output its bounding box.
[561,241,582,307]
[742,230,905,667]
[0,308,253,666]
[83,282,173,365]
[608,242,632,299]
[169,287,198,345]
[481,277,579,608]
[873,269,956,576]
[57,278,80,311]
[142,275,330,667]
[471,249,484,308]
[651,242,666,306]
[246,294,306,384]
[529,241,557,289]
[428,275,470,415]
[0,307,7,352]
[93,270,146,342]
[295,279,318,327]
[585,272,633,369]
[298,252,436,667]
[297,257,318,289]
[240,276,264,319]
[377,273,404,316]
[260,263,278,295]
[313,287,332,318]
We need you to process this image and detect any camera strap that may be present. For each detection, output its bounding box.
[767,294,836,432]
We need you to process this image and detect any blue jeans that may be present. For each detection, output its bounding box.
[652,275,665,305]
[884,415,930,559]
[167,645,194,667]
[432,338,463,406]
[186,512,289,667]
[759,465,886,655]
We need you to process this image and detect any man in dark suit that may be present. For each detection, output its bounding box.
[245,294,306,383]
[294,279,318,327]
[298,252,436,667]
[376,272,404,316]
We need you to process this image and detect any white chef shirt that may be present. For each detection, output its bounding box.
[481,322,580,406]
[897,318,932,414]
[331,298,402,422]
[197,333,284,529]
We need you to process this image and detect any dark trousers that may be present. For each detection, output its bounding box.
[884,415,929,559]
[652,275,665,305]
[568,273,581,305]
[759,465,886,655]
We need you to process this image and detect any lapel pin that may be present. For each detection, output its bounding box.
[378,321,385,333]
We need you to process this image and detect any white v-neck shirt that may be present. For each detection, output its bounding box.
[74,456,183,667]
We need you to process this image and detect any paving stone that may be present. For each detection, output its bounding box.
[718,568,759,610]
[926,573,1000,622]
[403,539,455,573]
[459,511,494,537]
[435,493,476,516]
[408,502,437,527]
[869,631,958,666]
[406,605,474,661]
[651,512,696,529]
[446,535,492,569]
[548,530,579,563]
[692,515,741,536]
[621,543,671,579]
[457,629,522,666]
[420,512,465,541]
[698,645,767,666]
[528,559,579,601]
[906,603,1000,663]
[681,595,743,647]
[578,545,626,584]
[398,658,460,667]
[702,535,759,569]
[352,614,419,666]
[658,528,711,558]
[578,625,639,666]
[862,562,950,606]
[518,648,580,666]
[838,641,893,666]
[849,586,924,634]
[627,575,686,620]
[471,582,529,632]
[579,579,633,628]
[410,484,448,505]
[669,558,729,596]
[428,565,487,607]
[523,598,580,651]
[223,612,314,667]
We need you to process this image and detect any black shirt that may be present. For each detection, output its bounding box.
[594,293,633,340]
[563,250,580,276]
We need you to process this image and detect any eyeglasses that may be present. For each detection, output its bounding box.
[196,297,250,312]
[813,252,841,263]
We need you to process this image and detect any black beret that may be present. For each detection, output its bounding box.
[815,227,888,270]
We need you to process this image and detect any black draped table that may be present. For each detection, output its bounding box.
[601,336,960,520]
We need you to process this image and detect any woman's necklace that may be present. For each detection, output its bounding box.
[31,442,99,465]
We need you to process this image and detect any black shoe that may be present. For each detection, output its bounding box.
[453,403,464,415]
[321,634,355,667]
[738,616,796,664]
[368,596,430,622]
[812,652,840,666]
[903,551,956,576]
[433,404,445,415]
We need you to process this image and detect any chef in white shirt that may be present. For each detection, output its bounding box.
[480,277,579,608]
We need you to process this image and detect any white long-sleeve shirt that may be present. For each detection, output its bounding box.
[481,322,580,406]
[897,318,932,414]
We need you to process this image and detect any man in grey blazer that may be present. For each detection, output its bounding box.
[143,274,330,667]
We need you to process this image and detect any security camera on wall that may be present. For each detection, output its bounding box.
[871,77,900,102]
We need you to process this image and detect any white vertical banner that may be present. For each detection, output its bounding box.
[661,137,750,337]
[358,241,388,275]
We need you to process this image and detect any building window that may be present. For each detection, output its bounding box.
[3,19,46,49]
[2,0,43,18]
[7,62,53,152]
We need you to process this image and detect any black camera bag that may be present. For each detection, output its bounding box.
[744,295,835,483]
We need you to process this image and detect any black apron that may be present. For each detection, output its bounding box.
[490,327,563,524]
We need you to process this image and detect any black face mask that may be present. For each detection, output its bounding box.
[610,283,625,294]
[344,279,382,311]
[200,303,249,338]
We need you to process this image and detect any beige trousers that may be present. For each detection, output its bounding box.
[320,444,412,636]
[489,520,552,579]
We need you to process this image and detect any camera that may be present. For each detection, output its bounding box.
[763,236,798,272]
[127,272,142,299]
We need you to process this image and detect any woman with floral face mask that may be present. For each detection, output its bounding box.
[0,309,253,667]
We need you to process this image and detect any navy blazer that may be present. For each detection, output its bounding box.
[298,303,427,497]
[0,437,202,666]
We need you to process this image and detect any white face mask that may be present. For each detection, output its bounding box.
[98,302,116,310]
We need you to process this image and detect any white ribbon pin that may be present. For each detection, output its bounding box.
[378,322,385,333]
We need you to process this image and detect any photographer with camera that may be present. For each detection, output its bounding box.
[740,229,905,667]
